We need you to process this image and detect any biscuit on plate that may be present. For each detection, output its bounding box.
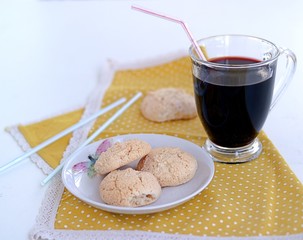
[140,88,197,122]
[94,139,151,175]
[137,147,198,187]
[99,168,161,207]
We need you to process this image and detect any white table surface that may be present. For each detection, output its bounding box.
[0,0,302,239]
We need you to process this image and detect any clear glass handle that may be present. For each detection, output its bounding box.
[270,48,297,110]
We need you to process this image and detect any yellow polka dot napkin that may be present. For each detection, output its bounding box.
[10,55,303,239]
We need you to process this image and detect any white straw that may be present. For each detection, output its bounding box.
[131,5,206,61]
[41,92,142,186]
[0,98,126,175]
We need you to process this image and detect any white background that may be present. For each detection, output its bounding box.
[0,0,302,239]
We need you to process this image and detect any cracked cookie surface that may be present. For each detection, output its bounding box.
[140,88,197,122]
[137,147,198,187]
[94,139,151,175]
[99,168,161,207]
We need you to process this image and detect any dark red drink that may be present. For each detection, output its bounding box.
[193,56,277,148]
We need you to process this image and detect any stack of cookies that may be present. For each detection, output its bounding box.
[94,139,198,208]
[94,88,198,208]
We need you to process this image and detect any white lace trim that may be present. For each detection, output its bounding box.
[29,229,303,240]
[59,62,115,163]
[5,103,89,175]
[7,54,303,240]
[6,125,53,175]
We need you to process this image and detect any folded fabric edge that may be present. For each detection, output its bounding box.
[4,61,116,174]
[58,62,116,166]
[5,125,53,175]
[6,104,84,128]
[27,60,116,239]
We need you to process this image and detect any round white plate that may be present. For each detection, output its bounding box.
[62,134,215,214]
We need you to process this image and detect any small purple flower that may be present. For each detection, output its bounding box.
[95,139,112,156]
[71,138,113,178]
[72,161,90,174]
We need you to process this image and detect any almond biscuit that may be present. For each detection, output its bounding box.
[94,139,151,175]
[137,147,197,187]
[99,168,161,207]
[140,88,197,122]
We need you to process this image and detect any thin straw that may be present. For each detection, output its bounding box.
[41,92,142,186]
[0,98,126,175]
[131,5,207,61]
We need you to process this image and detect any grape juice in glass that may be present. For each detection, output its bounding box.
[189,35,296,163]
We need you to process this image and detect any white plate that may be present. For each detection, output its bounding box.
[62,134,215,214]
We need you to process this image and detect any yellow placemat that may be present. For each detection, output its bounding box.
[13,56,303,239]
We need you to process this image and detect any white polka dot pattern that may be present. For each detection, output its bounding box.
[54,57,303,236]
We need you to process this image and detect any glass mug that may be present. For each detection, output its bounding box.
[189,35,296,163]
